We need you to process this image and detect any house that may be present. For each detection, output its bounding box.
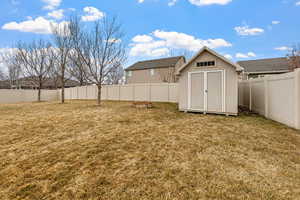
[176,46,244,116]
[125,56,186,84]
[238,57,291,79]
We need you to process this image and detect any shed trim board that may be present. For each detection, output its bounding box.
[188,69,226,113]
[176,46,244,75]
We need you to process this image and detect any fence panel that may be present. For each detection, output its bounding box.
[251,80,265,115]
[120,85,134,101]
[169,84,179,103]
[150,84,169,102]
[134,84,150,101]
[267,77,295,127]
[107,85,120,101]
[0,89,59,104]
[238,69,300,129]
[64,83,178,103]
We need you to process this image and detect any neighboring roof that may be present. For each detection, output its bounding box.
[176,46,244,75]
[125,56,185,71]
[237,57,290,74]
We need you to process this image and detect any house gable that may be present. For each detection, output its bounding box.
[176,46,243,75]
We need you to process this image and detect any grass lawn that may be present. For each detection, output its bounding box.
[0,101,300,200]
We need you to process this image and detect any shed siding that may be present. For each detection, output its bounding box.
[178,51,238,115]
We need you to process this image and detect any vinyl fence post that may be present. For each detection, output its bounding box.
[294,68,300,129]
[86,85,88,99]
[106,85,109,100]
[264,78,269,118]
[149,84,151,102]
[133,85,135,102]
[168,83,170,102]
[77,86,79,100]
[119,85,121,101]
[249,81,252,111]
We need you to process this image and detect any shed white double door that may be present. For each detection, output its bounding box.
[188,70,225,113]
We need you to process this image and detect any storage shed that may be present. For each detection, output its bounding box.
[176,47,244,116]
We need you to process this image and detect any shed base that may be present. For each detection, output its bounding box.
[179,109,238,116]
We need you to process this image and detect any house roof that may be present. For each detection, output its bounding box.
[176,46,244,75]
[237,57,290,74]
[125,56,185,71]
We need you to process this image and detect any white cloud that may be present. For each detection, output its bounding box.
[42,0,62,10]
[168,0,178,6]
[153,30,232,50]
[274,46,292,51]
[129,30,232,57]
[188,0,232,6]
[247,52,256,57]
[138,0,145,3]
[129,40,167,57]
[81,7,105,22]
[234,25,264,36]
[272,20,280,25]
[132,35,153,43]
[236,52,256,59]
[296,1,300,6]
[48,9,64,19]
[2,17,68,34]
[152,48,170,57]
[224,54,232,59]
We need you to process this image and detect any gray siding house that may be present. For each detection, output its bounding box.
[238,57,291,79]
[125,56,186,84]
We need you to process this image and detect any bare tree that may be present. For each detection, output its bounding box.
[105,61,124,85]
[1,50,22,88]
[46,47,60,89]
[52,22,73,103]
[16,40,53,101]
[287,44,300,70]
[68,50,88,86]
[76,17,127,105]
[67,16,88,86]
[0,69,4,80]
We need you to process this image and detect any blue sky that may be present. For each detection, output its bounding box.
[0,0,300,66]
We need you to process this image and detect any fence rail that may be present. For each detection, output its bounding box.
[239,68,300,129]
[64,83,179,103]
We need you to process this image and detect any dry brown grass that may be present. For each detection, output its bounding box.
[0,100,300,200]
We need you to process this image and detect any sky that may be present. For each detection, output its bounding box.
[0,0,300,67]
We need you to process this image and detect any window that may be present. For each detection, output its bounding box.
[197,61,215,67]
[127,71,132,77]
[150,69,155,76]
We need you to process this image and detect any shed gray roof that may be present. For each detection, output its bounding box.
[238,57,290,74]
[125,56,185,71]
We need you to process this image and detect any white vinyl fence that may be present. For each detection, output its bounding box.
[239,68,300,129]
[0,89,59,104]
[64,83,179,103]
